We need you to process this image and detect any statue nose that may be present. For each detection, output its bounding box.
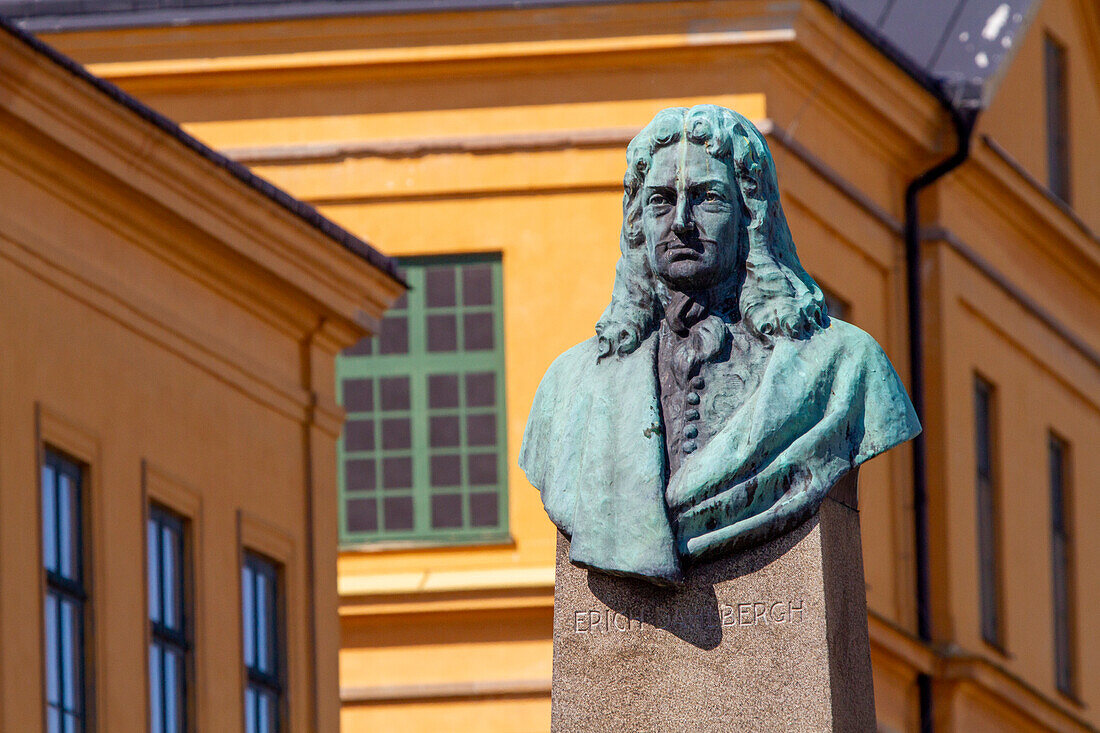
[672,199,692,234]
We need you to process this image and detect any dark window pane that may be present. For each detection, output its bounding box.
[431,494,463,529]
[60,598,81,711]
[427,314,458,352]
[428,374,459,409]
[391,291,408,311]
[1045,35,1071,202]
[974,377,1001,647]
[381,418,412,451]
[242,567,255,668]
[470,492,499,528]
[468,454,498,486]
[379,316,409,355]
[465,373,495,407]
[462,265,493,306]
[345,459,376,493]
[463,313,494,351]
[425,267,456,308]
[45,594,59,704]
[245,687,256,733]
[149,645,162,733]
[59,473,77,581]
[429,416,461,448]
[342,379,373,412]
[382,457,412,489]
[164,647,183,731]
[346,498,378,533]
[383,496,414,531]
[430,454,462,487]
[1050,434,1074,695]
[466,414,496,447]
[343,337,373,357]
[379,377,410,411]
[43,464,57,573]
[975,382,992,477]
[161,523,179,630]
[148,519,160,624]
[254,571,271,673]
[344,420,375,452]
[261,688,278,733]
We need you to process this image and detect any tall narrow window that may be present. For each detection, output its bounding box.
[336,255,509,544]
[1044,33,1071,203]
[1049,434,1076,696]
[148,506,189,733]
[42,449,88,733]
[974,377,1003,647]
[242,553,282,733]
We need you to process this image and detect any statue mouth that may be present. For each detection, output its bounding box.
[664,246,702,262]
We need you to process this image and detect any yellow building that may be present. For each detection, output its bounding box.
[0,18,402,733]
[8,0,1100,730]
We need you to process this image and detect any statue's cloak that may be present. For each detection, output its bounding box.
[519,319,920,585]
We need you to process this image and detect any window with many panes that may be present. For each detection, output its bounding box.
[148,505,190,733]
[336,255,508,544]
[42,449,88,733]
[242,553,282,733]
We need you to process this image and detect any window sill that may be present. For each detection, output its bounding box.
[339,532,514,555]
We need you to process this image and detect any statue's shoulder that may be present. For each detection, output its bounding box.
[806,317,887,363]
[538,336,601,387]
[532,332,657,406]
[550,335,602,368]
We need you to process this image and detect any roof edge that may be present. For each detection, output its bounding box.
[0,14,404,288]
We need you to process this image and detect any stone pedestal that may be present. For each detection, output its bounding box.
[550,472,874,732]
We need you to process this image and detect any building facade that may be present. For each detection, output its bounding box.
[6,0,1100,730]
[0,20,402,732]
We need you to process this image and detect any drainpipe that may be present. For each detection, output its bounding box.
[905,94,980,733]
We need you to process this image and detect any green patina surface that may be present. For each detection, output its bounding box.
[519,105,919,586]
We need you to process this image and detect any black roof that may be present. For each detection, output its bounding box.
[1,0,1037,113]
[0,14,403,285]
[821,0,1038,109]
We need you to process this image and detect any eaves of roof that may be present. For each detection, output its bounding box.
[0,14,405,288]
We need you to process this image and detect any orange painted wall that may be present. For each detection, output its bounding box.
[33,0,1100,729]
[0,28,399,732]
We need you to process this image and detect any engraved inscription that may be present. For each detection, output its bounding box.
[571,600,805,635]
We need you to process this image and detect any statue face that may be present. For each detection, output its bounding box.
[641,140,741,292]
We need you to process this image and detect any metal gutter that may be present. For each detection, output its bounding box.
[905,99,979,733]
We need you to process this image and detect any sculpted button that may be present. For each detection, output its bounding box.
[686,392,700,405]
[685,409,700,421]
[683,425,698,439]
[683,440,698,453]
[690,376,705,390]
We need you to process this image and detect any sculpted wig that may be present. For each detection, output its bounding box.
[595,105,828,359]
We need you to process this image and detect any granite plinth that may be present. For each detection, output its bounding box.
[550,472,875,733]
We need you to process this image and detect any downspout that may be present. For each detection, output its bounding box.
[906,95,980,733]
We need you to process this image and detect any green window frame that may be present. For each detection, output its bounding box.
[336,254,509,546]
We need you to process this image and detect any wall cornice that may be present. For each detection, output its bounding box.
[0,30,403,342]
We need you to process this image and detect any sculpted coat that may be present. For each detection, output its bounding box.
[520,105,920,586]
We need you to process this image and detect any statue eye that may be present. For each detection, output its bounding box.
[704,190,724,202]
[647,193,671,207]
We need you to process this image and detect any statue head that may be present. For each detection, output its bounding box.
[596,105,828,359]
